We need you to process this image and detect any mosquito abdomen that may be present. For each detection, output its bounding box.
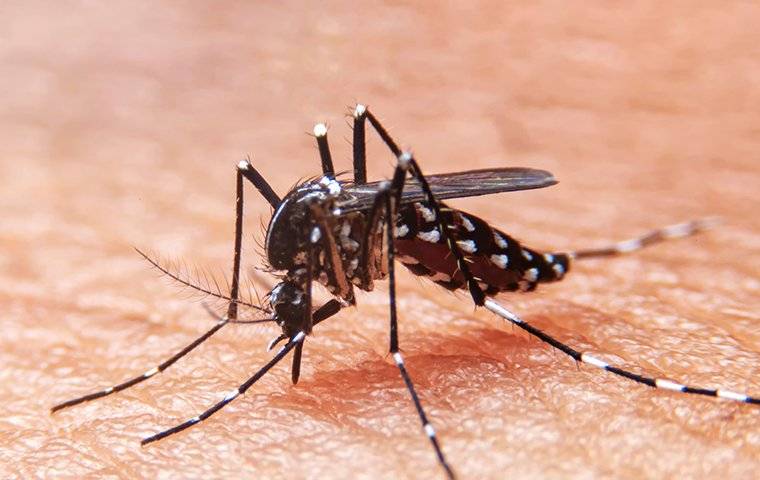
[394,201,570,295]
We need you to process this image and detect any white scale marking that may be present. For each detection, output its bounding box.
[543,253,554,263]
[354,104,366,117]
[292,331,306,343]
[522,250,533,261]
[417,230,441,243]
[416,203,436,222]
[662,222,693,238]
[144,367,159,378]
[223,389,240,401]
[457,240,477,253]
[552,263,565,277]
[424,423,436,438]
[104,387,114,394]
[461,216,475,232]
[493,232,508,249]
[615,239,642,253]
[655,379,686,392]
[523,268,538,282]
[340,221,351,237]
[490,254,508,269]
[398,152,412,168]
[311,227,321,243]
[580,353,609,369]
[394,224,410,238]
[313,123,328,137]
[484,299,524,324]
[717,390,748,402]
[393,352,404,366]
[189,416,200,424]
[237,160,250,170]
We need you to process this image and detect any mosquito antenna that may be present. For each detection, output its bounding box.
[135,247,269,313]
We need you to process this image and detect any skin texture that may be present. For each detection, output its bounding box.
[1,1,759,479]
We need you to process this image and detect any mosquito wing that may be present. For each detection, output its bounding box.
[338,167,557,213]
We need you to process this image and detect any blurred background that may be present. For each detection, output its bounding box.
[1,2,758,479]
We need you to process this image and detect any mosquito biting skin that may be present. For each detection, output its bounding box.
[52,104,758,480]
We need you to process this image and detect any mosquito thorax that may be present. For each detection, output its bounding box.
[265,175,342,271]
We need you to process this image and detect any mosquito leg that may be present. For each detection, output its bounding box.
[140,295,343,445]
[352,104,368,184]
[354,151,454,477]
[407,156,486,306]
[238,158,281,208]
[226,164,245,320]
[309,202,355,305]
[141,331,306,445]
[359,108,485,307]
[570,217,720,259]
[50,318,229,412]
[357,150,411,288]
[483,299,759,405]
[381,187,456,479]
[313,123,335,177]
[52,166,255,412]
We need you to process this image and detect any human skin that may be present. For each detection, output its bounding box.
[1,2,759,479]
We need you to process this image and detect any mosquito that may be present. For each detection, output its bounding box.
[52,104,758,479]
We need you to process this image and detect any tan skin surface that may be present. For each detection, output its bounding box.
[2,2,759,479]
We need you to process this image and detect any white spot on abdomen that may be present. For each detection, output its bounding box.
[457,240,477,253]
[415,203,436,222]
[523,268,538,282]
[417,229,441,243]
[494,232,508,249]
[490,254,509,269]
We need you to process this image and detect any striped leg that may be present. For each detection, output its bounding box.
[51,317,230,412]
[52,166,254,412]
[483,299,759,405]
[142,331,305,445]
[140,299,343,445]
[571,217,720,259]
[376,177,456,480]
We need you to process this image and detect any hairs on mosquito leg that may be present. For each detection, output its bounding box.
[135,248,268,312]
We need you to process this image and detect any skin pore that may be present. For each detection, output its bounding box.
[2,2,759,479]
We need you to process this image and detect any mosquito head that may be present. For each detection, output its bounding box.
[269,280,310,336]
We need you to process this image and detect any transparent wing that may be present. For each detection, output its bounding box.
[338,167,557,213]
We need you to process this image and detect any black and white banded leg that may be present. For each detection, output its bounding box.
[570,217,721,259]
[141,241,343,445]
[483,299,759,405]
[52,165,260,413]
[361,152,456,479]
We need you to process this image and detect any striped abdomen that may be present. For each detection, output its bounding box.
[394,202,571,295]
